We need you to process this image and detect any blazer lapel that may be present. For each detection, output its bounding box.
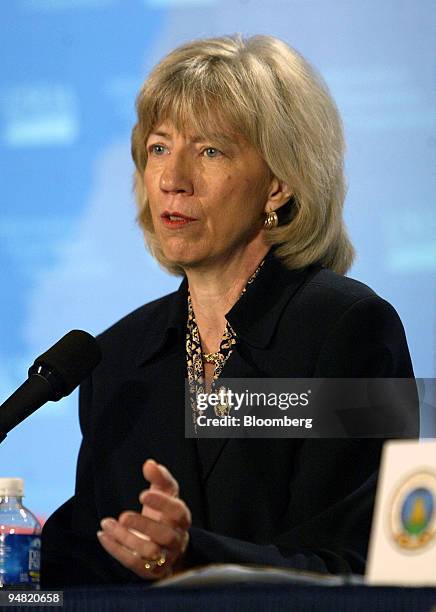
[130,278,207,525]
[195,251,322,483]
[195,346,261,483]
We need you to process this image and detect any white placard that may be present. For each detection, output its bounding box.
[366,439,436,585]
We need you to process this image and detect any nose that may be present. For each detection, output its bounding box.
[159,150,194,195]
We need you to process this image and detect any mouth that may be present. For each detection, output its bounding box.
[161,211,197,227]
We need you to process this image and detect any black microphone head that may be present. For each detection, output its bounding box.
[30,330,102,398]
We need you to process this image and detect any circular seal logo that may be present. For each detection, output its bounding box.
[390,471,436,551]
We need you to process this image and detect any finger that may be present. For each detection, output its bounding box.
[119,511,184,552]
[143,460,179,497]
[99,517,162,560]
[97,530,142,569]
[96,530,166,580]
[139,490,192,531]
[143,459,179,497]
[141,503,162,523]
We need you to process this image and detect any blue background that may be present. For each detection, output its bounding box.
[0,0,435,519]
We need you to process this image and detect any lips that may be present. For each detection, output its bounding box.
[161,210,197,227]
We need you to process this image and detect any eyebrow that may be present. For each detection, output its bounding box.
[149,131,238,147]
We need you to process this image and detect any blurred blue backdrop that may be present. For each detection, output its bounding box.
[0,0,435,519]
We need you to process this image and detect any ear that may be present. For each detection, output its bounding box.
[264,176,293,213]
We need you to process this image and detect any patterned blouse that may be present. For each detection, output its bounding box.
[186,260,264,427]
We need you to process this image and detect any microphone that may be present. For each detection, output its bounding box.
[0,330,102,442]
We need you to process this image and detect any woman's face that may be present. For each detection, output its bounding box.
[144,119,274,270]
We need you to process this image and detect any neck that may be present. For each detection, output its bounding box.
[186,242,270,353]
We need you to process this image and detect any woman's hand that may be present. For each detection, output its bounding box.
[97,459,191,580]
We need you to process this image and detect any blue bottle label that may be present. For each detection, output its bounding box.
[1,535,40,586]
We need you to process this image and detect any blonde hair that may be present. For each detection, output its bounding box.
[131,34,354,275]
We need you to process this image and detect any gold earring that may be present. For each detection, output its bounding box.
[264,210,278,230]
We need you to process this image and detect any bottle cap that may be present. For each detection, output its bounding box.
[0,478,24,497]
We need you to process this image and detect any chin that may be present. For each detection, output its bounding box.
[159,238,209,269]
[160,246,201,269]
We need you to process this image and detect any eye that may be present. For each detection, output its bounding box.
[148,144,168,156]
[202,147,222,158]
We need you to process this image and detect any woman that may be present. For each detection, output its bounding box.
[41,34,416,586]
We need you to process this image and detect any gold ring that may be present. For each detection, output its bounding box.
[144,548,167,571]
[144,559,157,571]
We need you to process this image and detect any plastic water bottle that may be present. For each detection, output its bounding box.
[0,478,41,590]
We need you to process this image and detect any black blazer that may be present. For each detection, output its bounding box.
[41,250,416,587]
